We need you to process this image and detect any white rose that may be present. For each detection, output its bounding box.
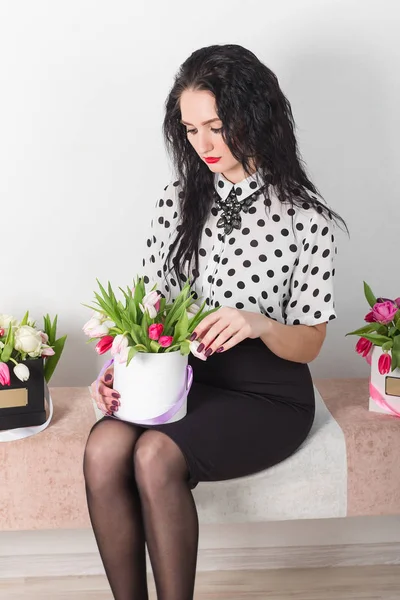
[14,363,30,382]
[0,314,19,331]
[14,325,43,357]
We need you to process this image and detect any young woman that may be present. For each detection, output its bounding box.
[84,44,346,600]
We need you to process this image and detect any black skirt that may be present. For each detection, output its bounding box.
[144,337,315,489]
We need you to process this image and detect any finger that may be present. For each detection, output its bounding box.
[102,367,114,388]
[212,330,247,353]
[98,382,120,400]
[199,322,235,354]
[191,308,226,341]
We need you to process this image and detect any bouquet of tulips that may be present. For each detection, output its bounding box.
[83,276,219,365]
[0,312,67,385]
[346,282,400,374]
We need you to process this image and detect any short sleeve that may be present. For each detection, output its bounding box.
[285,209,337,326]
[140,182,179,299]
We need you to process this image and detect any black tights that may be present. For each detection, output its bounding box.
[83,418,199,600]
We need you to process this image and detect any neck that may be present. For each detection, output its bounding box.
[222,161,257,185]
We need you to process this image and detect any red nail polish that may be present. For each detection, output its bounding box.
[197,343,204,352]
[216,346,224,353]
[105,374,112,382]
[190,332,197,341]
[112,392,120,399]
[204,348,213,357]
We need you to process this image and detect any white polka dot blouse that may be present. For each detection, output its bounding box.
[142,170,337,326]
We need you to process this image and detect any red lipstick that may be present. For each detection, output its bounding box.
[204,157,221,164]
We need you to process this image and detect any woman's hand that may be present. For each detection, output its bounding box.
[190,307,270,356]
[90,366,120,416]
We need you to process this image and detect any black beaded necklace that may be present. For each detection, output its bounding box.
[213,184,267,236]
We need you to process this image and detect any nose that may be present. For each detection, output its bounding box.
[197,130,214,156]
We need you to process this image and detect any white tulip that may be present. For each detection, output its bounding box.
[189,340,207,361]
[14,363,30,382]
[83,316,114,338]
[111,334,129,357]
[14,326,43,356]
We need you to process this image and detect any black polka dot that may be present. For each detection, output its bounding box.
[218,180,224,188]
[282,265,289,273]
[224,290,232,298]
[243,260,251,267]
[301,284,308,292]
[267,270,275,278]
[302,265,309,274]
[322,249,330,258]
[302,202,310,210]
[324,293,332,302]
[261,291,268,299]
[311,245,318,254]
[281,228,289,236]
[235,248,243,256]
[158,216,164,225]
[216,279,223,286]
[313,289,320,297]
[205,228,212,237]
[302,305,310,313]
[273,285,279,293]
[164,220,170,228]
[322,226,329,236]
[290,300,297,308]
[314,311,322,319]
[323,271,331,280]
[250,181,257,189]
[311,267,319,275]
[257,219,265,227]
[199,248,206,257]
[229,237,236,245]
[242,228,250,235]
[166,199,173,207]
[236,187,242,196]
[289,244,298,252]
[296,223,304,231]
[266,234,274,242]
[228,269,236,276]
[236,302,244,309]
[222,257,228,265]
[250,240,258,247]
[267,306,274,313]
[272,214,280,222]
[237,281,245,289]
[293,319,300,325]
[259,254,267,262]
[249,296,257,303]
[252,275,260,283]
[311,224,318,234]
[275,249,283,258]
[143,275,149,284]
[287,208,296,216]
[211,207,218,216]
[294,280,299,288]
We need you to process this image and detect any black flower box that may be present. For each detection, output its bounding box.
[0,358,46,431]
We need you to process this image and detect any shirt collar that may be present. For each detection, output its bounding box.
[214,169,264,201]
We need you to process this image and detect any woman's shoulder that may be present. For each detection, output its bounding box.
[271,187,335,231]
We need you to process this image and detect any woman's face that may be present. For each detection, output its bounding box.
[180,89,252,184]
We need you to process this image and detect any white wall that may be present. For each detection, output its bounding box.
[0,0,398,385]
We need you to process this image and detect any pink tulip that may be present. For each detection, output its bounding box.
[39,331,49,344]
[159,335,173,348]
[139,291,161,319]
[356,337,373,357]
[95,335,114,355]
[395,298,400,308]
[378,352,391,375]
[0,362,11,386]
[364,311,375,323]
[111,334,128,357]
[41,346,55,357]
[372,301,398,325]
[0,328,4,337]
[149,323,164,340]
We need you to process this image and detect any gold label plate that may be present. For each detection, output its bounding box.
[0,388,28,409]
[385,376,400,398]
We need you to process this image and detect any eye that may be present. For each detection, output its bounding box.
[186,128,197,135]
[211,127,223,134]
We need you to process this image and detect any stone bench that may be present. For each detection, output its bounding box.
[1,379,400,532]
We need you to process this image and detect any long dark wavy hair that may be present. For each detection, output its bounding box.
[162,44,347,293]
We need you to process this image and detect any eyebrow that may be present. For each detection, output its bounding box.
[180,118,221,126]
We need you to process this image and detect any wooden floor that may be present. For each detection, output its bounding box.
[1,566,400,599]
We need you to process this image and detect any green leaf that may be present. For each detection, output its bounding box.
[358,333,392,346]
[391,336,400,372]
[43,335,67,383]
[126,346,138,366]
[150,340,161,353]
[20,311,30,326]
[179,340,190,356]
[173,309,189,343]
[345,323,387,336]
[50,315,58,345]
[363,281,377,308]
[130,324,145,346]
[382,340,393,352]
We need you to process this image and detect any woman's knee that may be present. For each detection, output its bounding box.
[83,419,140,492]
[133,431,188,496]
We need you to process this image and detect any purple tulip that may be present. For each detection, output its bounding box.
[372,301,398,325]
